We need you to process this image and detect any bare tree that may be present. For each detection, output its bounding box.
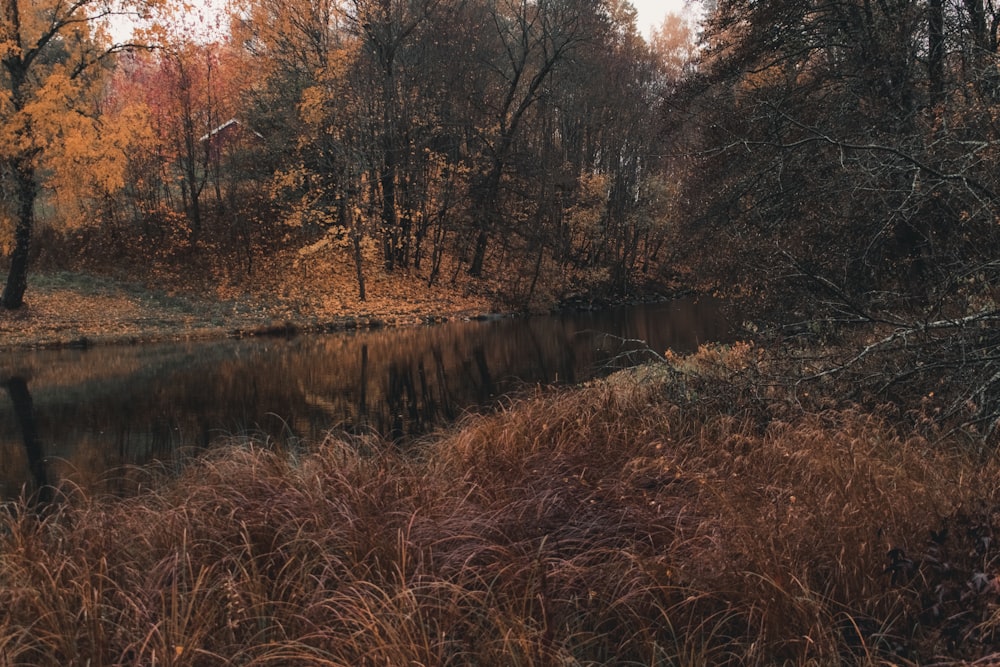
[668,0,1000,433]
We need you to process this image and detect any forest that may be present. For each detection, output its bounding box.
[0,0,693,311]
[3,0,1000,433]
[5,0,1000,664]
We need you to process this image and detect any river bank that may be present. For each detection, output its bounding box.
[4,268,996,664]
[0,269,494,351]
[0,266,686,351]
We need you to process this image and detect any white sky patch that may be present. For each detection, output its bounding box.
[105,0,227,43]
[107,0,702,46]
[631,0,700,39]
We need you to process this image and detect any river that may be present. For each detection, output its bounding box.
[0,297,732,500]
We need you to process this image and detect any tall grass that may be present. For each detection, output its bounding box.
[2,349,999,665]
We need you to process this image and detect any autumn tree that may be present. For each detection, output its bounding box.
[146,40,244,245]
[233,0,374,296]
[669,0,1000,431]
[574,1,671,292]
[459,0,679,300]
[650,10,697,83]
[229,0,682,305]
[98,52,180,247]
[45,85,156,250]
[297,40,375,299]
[0,0,166,309]
[345,0,441,272]
[100,40,257,268]
[461,0,592,278]
[163,44,211,243]
[230,0,341,150]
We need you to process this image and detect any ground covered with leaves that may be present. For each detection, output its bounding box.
[0,252,492,349]
[2,345,1000,665]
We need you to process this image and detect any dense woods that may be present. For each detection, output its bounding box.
[0,0,690,311]
[665,0,1000,435]
[11,2,1000,664]
[4,0,1000,432]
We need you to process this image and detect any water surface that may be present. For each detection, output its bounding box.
[0,298,732,499]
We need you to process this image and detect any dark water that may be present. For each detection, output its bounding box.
[0,298,732,500]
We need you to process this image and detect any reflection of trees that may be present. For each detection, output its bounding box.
[0,299,732,498]
[387,361,418,441]
[430,344,456,422]
[473,346,494,402]
[3,377,53,506]
[359,344,368,422]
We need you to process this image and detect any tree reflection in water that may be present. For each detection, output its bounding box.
[0,298,733,499]
[3,377,53,506]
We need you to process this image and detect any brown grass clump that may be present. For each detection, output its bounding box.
[2,350,1000,665]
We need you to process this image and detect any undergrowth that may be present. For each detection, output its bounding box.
[2,345,999,665]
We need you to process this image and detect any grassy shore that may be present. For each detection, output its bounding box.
[2,345,998,665]
[0,268,493,350]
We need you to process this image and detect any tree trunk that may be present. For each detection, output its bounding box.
[467,162,504,278]
[348,201,366,301]
[354,228,366,301]
[189,183,203,245]
[468,228,489,278]
[1,25,36,311]
[380,151,398,271]
[928,0,945,103]
[2,159,37,310]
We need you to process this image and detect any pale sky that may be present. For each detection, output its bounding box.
[110,0,700,43]
[631,0,698,38]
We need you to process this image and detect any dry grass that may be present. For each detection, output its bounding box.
[2,347,1000,665]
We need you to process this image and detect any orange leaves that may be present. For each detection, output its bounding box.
[0,66,132,224]
[298,85,328,126]
[564,172,607,243]
[52,104,157,224]
[0,71,79,160]
[0,38,21,61]
[232,0,350,78]
[0,0,178,189]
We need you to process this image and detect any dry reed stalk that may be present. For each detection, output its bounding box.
[1,354,998,665]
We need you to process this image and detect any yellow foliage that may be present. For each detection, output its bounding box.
[0,212,12,255]
[0,0,173,230]
[233,0,353,80]
[43,99,157,227]
[298,85,328,126]
[650,12,697,81]
[0,39,20,61]
[664,341,758,378]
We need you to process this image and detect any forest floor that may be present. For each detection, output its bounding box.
[0,258,494,350]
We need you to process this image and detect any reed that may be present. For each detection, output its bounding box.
[1,349,998,665]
